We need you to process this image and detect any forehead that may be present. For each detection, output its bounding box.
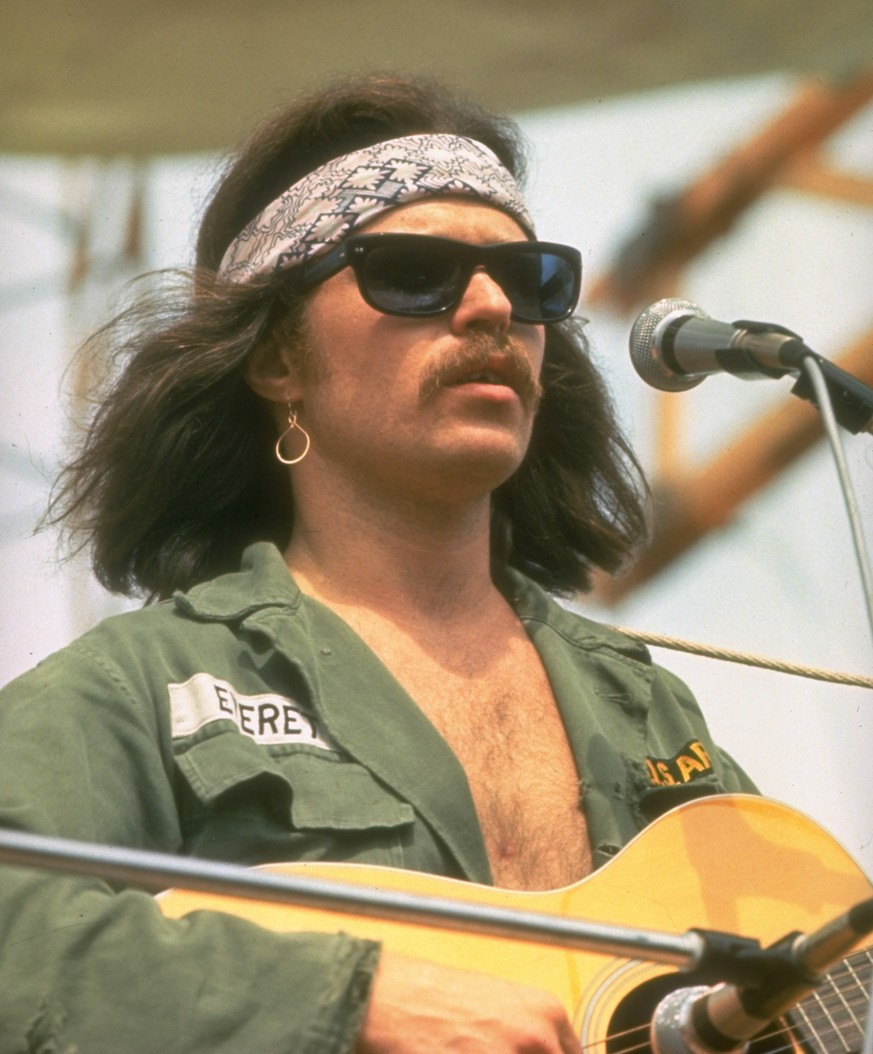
[361,198,532,244]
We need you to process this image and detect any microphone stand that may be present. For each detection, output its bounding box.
[788,346,873,437]
[0,826,706,968]
[711,320,873,644]
[796,352,873,645]
[0,826,870,995]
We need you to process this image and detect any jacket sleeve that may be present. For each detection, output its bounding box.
[0,636,379,1054]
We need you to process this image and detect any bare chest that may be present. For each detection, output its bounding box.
[371,628,593,889]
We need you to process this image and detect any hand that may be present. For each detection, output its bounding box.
[356,950,583,1053]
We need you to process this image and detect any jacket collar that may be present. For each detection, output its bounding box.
[173,542,302,622]
[500,566,652,664]
[175,543,650,664]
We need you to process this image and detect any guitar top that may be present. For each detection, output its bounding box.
[160,795,873,1053]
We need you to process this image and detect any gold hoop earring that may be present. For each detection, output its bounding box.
[275,407,311,465]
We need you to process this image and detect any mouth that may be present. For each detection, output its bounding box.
[419,335,543,410]
[449,368,513,388]
[441,351,526,392]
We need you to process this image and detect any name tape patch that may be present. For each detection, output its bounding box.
[645,739,713,786]
[169,673,337,749]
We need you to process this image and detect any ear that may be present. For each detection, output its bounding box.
[244,336,306,407]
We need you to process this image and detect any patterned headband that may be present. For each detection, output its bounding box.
[217,134,534,283]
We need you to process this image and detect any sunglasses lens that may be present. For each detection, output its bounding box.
[348,237,579,322]
[361,244,462,315]
[493,250,577,323]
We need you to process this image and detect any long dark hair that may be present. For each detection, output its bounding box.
[46,74,648,600]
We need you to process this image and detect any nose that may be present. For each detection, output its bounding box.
[449,268,513,335]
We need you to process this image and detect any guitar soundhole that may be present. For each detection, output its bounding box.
[606,976,794,1054]
[605,975,677,1054]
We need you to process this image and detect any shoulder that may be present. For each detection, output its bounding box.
[0,542,302,712]
[0,600,193,729]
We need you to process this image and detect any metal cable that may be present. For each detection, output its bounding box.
[612,627,873,690]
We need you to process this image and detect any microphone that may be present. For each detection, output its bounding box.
[628,298,873,435]
[650,897,873,1054]
[628,298,805,393]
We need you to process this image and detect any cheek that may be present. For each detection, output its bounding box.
[307,270,380,332]
[529,330,547,376]
[304,278,401,372]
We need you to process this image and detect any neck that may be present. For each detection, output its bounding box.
[285,474,501,624]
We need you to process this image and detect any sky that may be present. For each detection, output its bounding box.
[1,73,871,880]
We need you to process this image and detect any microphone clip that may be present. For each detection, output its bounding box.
[652,929,823,1054]
[689,927,812,991]
[730,319,873,434]
[727,319,806,381]
[691,928,821,1021]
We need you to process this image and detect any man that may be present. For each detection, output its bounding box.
[0,75,755,1052]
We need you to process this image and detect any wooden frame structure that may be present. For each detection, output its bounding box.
[591,69,873,602]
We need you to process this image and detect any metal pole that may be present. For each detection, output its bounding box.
[0,827,701,967]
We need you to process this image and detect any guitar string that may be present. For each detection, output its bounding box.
[809,951,873,1051]
[596,1010,871,1054]
[843,958,870,1026]
[574,949,873,1054]
[588,947,873,1054]
[802,976,865,1052]
[793,996,842,1053]
[590,1018,824,1054]
[578,987,873,1054]
[820,971,864,1038]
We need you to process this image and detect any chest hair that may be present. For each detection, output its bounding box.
[344,611,593,889]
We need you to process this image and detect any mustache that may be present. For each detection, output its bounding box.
[418,333,543,410]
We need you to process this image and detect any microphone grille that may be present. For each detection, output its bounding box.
[629,298,709,392]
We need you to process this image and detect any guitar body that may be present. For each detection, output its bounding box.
[160,795,872,1049]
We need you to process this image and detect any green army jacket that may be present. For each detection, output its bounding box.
[0,542,755,1052]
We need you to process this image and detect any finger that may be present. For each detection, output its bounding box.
[551,1004,584,1054]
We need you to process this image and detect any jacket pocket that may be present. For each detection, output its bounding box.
[175,726,295,805]
[278,752,415,832]
[278,752,416,868]
[174,729,415,867]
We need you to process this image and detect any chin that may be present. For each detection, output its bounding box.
[430,435,527,492]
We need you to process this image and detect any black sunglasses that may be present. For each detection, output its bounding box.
[296,233,582,324]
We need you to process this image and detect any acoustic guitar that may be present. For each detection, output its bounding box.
[160,795,873,1053]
